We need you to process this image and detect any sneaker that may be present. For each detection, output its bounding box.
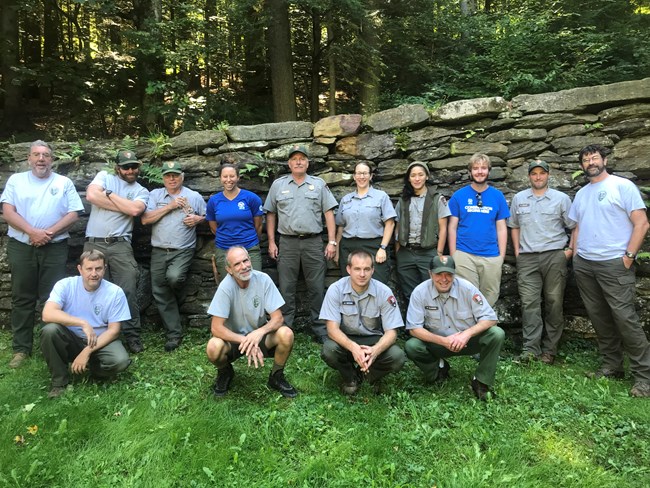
[48,385,68,399]
[164,337,182,352]
[629,382,650,398]
[471,378,496,401]
[586,368,625,380]
[341,370,363,396]
[126,338,144,354]
[212,364,234,397]
[9,352,28,369]
[436,360,451,382]
[268,369,298,398]
[540,353,555,365]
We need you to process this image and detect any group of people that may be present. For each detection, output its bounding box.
[2,141,648,400]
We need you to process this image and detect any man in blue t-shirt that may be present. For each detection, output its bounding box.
[448,153,510,306]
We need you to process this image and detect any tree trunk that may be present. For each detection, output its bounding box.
[327,18,336,116]
[309,10,321,122]
[266,0,296,121]
[359,7,379,115]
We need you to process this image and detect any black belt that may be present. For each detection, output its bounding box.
[405,243,423,249]
[154,247,182,252]
[86,236,128,243]
[281,233,319,240]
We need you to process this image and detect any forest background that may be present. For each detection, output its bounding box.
[1,0,650,140]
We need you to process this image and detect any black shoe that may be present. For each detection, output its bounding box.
[341,369,364,396]
[164,337,182,352]
[212,364,234,397]
[268,369,298,398]
[437,360,451,382]
[471,378,496,401]
[126,338,144,354]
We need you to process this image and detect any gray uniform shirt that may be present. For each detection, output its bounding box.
[86,171,150,239]
[336,187,397,239]
[508,188,575,254]
[406,277,497,336]
[263,174,338,235]
[319,277,404,337]
[147,186,207,249]
[207,270,285,335]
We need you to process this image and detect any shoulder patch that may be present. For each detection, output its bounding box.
[472,293,484,306]
[387,296,397,308]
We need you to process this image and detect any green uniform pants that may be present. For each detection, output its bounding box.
[40,323,130,387]
[396,246,437,300]
[150,247,195,340]
[7,238,69,354]
[405,326,505,387]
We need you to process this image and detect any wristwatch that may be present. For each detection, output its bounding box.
[625,251,636,259]
[105,189,113,198]
[328,241,337,246]
[379,244,388,250]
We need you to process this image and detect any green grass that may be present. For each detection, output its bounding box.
[1,329,649,488]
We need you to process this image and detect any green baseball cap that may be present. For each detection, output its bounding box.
[288,144,309,158]
[161,161,183,174]
[528,160,550,173]
[430,255,456,274]
[116,150,141,166]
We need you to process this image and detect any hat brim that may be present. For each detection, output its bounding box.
[117,160,141,166]
[289,150,308,158]
[431,266,455,274]
[162,169,182,174]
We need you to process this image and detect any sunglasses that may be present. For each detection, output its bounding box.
[475,193,483,207]
[120,163,140,171]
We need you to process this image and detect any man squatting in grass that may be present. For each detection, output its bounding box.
[405,255,505,401]
[206,246,298,398]
[40,250,132,399]
[319,250,406,395]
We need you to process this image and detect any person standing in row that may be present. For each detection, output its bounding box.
[508,160,575,364]
[335,162,396,284]
[206,163,264,280]
[84,150,149,353]
[448,153,509,307]
[1,140,84,368]
[569,144,650,398]
[141,161,206,352]
[264,145,338,343]
[394,161,450,300]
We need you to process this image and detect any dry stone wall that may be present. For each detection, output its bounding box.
[1,78,649,336]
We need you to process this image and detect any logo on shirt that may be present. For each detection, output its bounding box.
[253,296,260,308]
[472,294,484,305]
[387,296,397,308]
[94,305,102,316]
[127,191,135,200]
[598,191,607,202]
[50,187,59,196]
[238,202,246,211]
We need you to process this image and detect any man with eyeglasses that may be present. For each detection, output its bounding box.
[141,161,206,352]
[447,153,510,306]
[1,140,84,368]
[508,160,575,365]
[569,144,650,398]
[84,150,149,353]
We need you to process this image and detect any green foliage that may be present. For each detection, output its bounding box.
[391,129,411,152]
[139,163,164,185]
[147,131,172,160]
[239,155,282,183]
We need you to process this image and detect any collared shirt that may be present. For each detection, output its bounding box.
[86,171,149,239]
[148,186,207,249]
[568,174,646,261]
[0,171,84,244]
[263,174,338,235]
[508,188,575,253]
[319,277,403,337]
[406,277,497,336]
[395,194,451,244]
[336,187,396,239]
[207,270,285,335]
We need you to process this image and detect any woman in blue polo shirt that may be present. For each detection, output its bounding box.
[206,164,264,279]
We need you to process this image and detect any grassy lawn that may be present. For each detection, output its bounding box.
[1,328,649,488]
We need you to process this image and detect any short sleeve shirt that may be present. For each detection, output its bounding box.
[206,189,263,249]
[263,174,338,235]
[0,171,84,244]
[568,174,645,261]
[207,270,285,335]
[336,187,397,239]
[406,277,497,336]
[395,194,451,244]
[319,277,403,337]
[47,276,131,340]
[508,188,575,253]
[86,171,150,239]
[147,186,207,248]
[448,185,510,257]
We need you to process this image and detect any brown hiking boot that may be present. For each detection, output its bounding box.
[9,352,28,369]
[586,368,625,380]
[539,353,555,365]
[629,382,650,398]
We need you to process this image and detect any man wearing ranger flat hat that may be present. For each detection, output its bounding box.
[142,161,206,351]
[405,255,504,400]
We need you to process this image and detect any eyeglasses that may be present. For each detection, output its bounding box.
[475,193,483,207]
[120,163,140,171]
[354,172,370,176]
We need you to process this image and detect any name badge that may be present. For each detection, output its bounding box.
[281,190,290,194]
[518,203,530,208]
[342,301,355,305]
[425,306,439,311]
[309,185,315,190]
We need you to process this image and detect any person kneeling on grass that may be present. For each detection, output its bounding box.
[206,246,297,398]
[40,250,132,399]
[405,255,504,401]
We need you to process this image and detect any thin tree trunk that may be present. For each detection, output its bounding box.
[327,17,336,115]
[310,10,321,122]
[266,0,296,121]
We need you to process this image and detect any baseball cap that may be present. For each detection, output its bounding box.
[407,161,430,178]
[528,160,549,173]
[161,161,183,175]
[116,150,141,166]
[288,144,309,158]
[430,255,456,274]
